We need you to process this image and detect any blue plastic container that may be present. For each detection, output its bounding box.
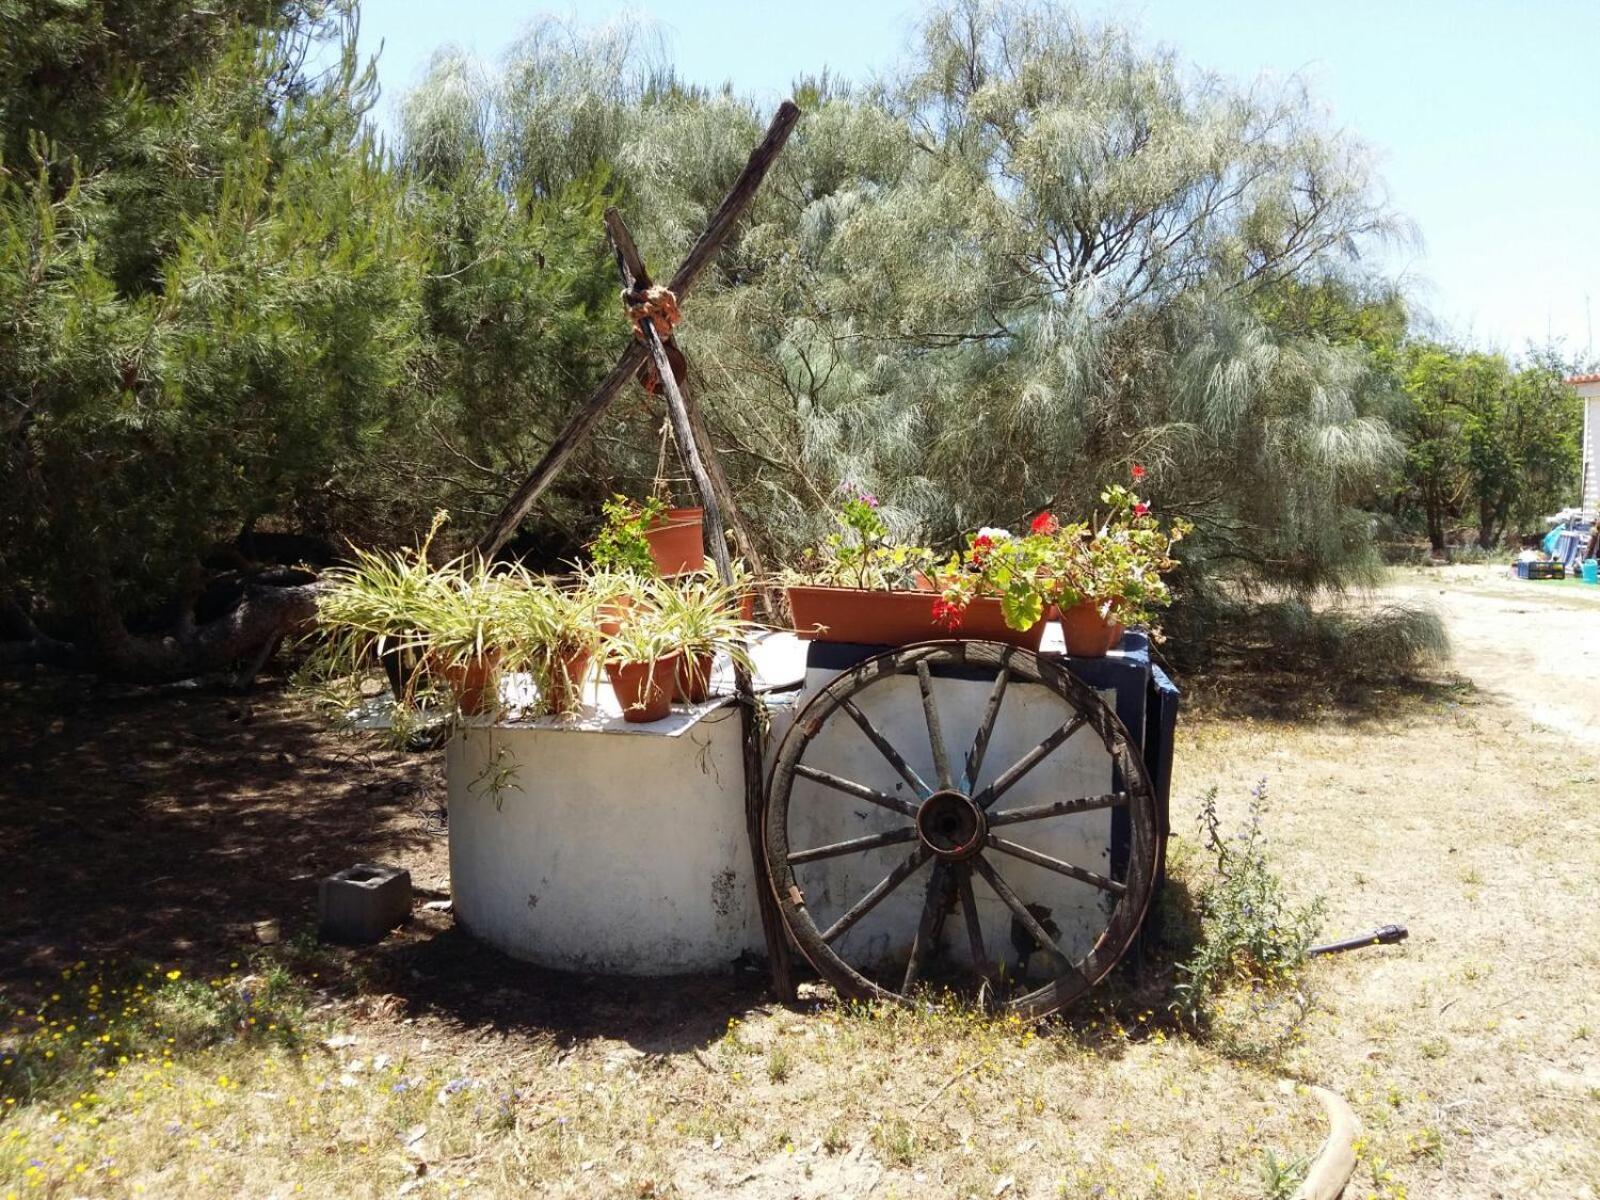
[1583,559,1599,585]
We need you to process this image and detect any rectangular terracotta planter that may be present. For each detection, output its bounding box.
[786,586,1045,650]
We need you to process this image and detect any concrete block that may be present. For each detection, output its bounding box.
[319,863,412,944]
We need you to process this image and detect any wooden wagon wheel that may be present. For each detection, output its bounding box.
[764,641,1159,1019]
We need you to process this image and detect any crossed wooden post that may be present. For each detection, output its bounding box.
[477,101,804,998]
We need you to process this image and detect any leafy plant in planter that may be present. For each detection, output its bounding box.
[589,494,706,577]
[309,518,512,718]
[930,520,1086,649]
[1059,478,1190,653]
[783,485,944,645]
[599,604,682,723]
[500,575,602,718]
[589,495,667,575]
[644,572,759,702]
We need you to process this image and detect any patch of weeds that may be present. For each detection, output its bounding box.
[1417,1037,1449,1060]
[765,1045,791,1083]
[1,953,314,1111]
[821,1122,849,1153]
[1257,1147,1308,1199]
[872,1114,918,1166]
[1171,782,1324,1060]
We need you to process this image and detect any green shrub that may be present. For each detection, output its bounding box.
[1173,782,1324,1036]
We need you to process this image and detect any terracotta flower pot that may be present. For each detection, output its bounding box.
[674,649,716,703]
[545,645,594,716]
[1058,601,1123,658]
[430,649,503,715]
[605,652,681,723]
[644,507,705,576]
[598,593,636,637]
[786,586,1044,650]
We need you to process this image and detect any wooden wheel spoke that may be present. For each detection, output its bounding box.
[902,862,956,992]
[794,763,919,819]
[973,714,1087,811]
[788,825,919,865]
[914,660,954,791]
[987,792,1128,828]
[841,698,932,799]
[986,835,1127,896]
[961,663,1010,791]
[820,847,931,944]
[958,865,988,974]
[970,855,1076,972]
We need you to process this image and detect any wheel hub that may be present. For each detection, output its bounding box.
[916,789,987,860]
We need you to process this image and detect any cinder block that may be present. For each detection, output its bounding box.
[318,863,412,944]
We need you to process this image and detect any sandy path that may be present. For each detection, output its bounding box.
[1384,565,1600,749]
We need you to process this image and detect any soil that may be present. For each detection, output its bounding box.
[1,564,1596,1197]
[1384,564,1600,749]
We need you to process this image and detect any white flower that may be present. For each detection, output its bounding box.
[977,526,1013,541]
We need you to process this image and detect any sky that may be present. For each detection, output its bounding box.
[353,0,1600,358]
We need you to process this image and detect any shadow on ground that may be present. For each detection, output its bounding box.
[1,665,1218,1068]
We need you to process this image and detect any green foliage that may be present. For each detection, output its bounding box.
[784,484,935,590]
[1394,341,1581,550]
[588,495,667,574]
[1173,782,1324,1030]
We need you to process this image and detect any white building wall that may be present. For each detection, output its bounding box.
[1583,390,1600,517]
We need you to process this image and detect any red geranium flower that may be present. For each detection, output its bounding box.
[931,597,965,630]
[971,533,995,561]
[1030,512,1060,535]
[1133,501,1150,517]
[1131,463,1146,480]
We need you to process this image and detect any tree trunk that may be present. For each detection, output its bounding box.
[16,579,324,682]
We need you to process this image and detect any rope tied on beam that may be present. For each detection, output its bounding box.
[624,284,681,342]
[624,284,687,396]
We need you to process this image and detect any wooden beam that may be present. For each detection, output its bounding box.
[607,210,796,1000]
[476,100,801,558]
[602,207,772,599]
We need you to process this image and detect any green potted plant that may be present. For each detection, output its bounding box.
[927,522,1070,651]
[599,605,682,723]
[590,494,705,578]
[644,572,760,703]
[783,485,942,645]
[1055,475,1188,655]
[501,575,602,718]
[311,520,509,717]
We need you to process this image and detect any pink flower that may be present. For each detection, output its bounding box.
[1131,464,1146,480]
[1133,501,1150,517]
[1030,512,1060,535]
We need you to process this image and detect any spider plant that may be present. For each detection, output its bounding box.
[306,514,513,717]
[599,602,682,723]
[498,574,603,716]
[642,571,759,700]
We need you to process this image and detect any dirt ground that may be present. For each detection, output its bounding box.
[1,564,1597,1198]
[1382,564,1600,749]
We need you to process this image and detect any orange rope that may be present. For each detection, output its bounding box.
[625,284,681,343]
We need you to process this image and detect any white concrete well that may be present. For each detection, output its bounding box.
[446,632,1135,981]
[445,636,802,975]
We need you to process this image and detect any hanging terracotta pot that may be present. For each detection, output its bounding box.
[786,586,1044,650]
[544,645,594,716]
[644,507,705,576]
[674,649,716,703]
[1058,601,1123,658]
[429,649,503,716]
[606,652,681,723]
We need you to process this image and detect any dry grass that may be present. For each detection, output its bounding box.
[4,569,1599,1198]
